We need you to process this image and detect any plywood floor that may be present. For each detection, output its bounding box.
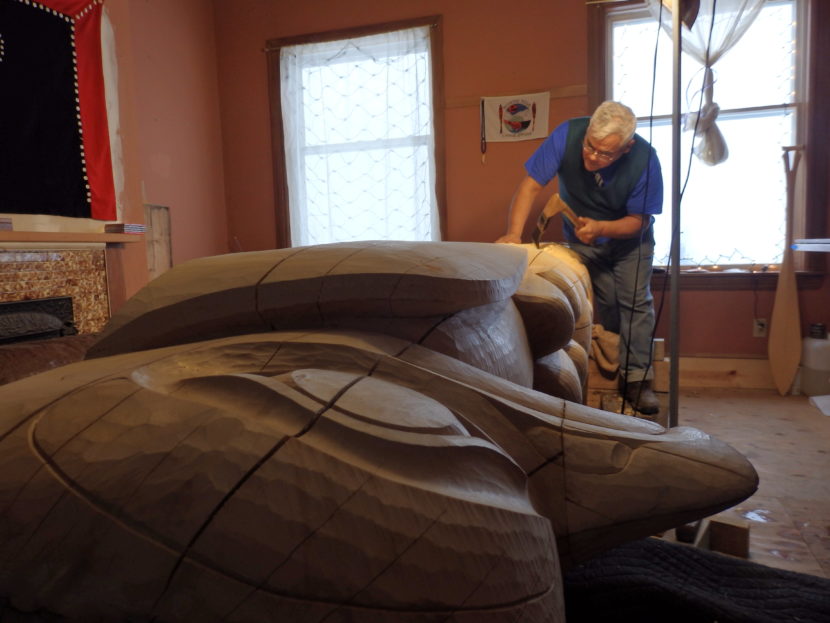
[667,388,830,579]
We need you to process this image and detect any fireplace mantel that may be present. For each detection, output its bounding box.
[0,232,143,245]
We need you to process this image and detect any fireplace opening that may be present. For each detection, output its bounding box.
[0,297,78,345]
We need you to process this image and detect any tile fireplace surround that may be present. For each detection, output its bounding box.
[0,249,110,335]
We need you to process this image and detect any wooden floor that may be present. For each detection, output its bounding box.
[661,388,830,579]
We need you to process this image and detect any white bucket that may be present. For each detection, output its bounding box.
[801,323,830,397]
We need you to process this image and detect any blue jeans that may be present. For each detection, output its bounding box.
[569,236,656,383]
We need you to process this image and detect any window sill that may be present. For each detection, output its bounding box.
[651,270,824,291]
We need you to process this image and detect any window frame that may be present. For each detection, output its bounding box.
[265,16,446,249]
[587,0,828,290]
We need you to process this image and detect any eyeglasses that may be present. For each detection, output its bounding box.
[582,138,621,163]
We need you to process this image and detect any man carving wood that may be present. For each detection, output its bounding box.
[498,101,664,416]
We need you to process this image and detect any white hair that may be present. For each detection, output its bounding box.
[588,101,637,143]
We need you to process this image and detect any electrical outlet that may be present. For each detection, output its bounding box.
[753,318,768,338]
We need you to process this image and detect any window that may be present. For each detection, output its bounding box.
[266,19,444,248]
[603,0,800,268]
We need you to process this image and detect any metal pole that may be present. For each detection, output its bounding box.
[669,0,682,427]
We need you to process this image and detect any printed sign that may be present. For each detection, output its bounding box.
[481,92,550,142]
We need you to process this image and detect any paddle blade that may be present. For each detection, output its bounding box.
[767,251,800,396]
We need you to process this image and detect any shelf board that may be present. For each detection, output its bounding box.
[793,239,830,252]
[0,231,144,244]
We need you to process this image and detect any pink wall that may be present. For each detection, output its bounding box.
[121,0,229,266]
[211,0,589,250]
[653,280,830,358]
[98,0,148,311]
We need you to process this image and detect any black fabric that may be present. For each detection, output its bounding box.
[564,537,830,623]
[0,536,828,620]
[0,0,90,218]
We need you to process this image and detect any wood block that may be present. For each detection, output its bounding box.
[652,338,665,361]
[674,520,701,544]
[652,359,669,394]
[144,203,172,280]
[693,517,711,549]
[706,515,751,558]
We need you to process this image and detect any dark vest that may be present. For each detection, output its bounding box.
[559,117,653,230]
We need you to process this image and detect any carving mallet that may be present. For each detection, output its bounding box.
[532,193,579,248]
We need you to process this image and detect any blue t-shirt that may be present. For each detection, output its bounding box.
[525,120,663,242]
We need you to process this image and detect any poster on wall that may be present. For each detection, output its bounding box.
[480,92,550,143]
[0,0,115,221]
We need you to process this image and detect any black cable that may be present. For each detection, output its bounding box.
[621,0,717,417]
[619,0,664,415]
[681,0,718,201]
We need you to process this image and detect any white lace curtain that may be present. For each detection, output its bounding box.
[280,26,438,247]
[647,0,764,165]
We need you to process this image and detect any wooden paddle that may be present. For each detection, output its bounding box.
[768,146,803,396]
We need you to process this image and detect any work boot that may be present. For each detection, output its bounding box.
[622,380,660,415]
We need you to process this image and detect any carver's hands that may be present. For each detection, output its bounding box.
[495,233,522,244]
[574,217,603,245]
[574,214,645,244]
